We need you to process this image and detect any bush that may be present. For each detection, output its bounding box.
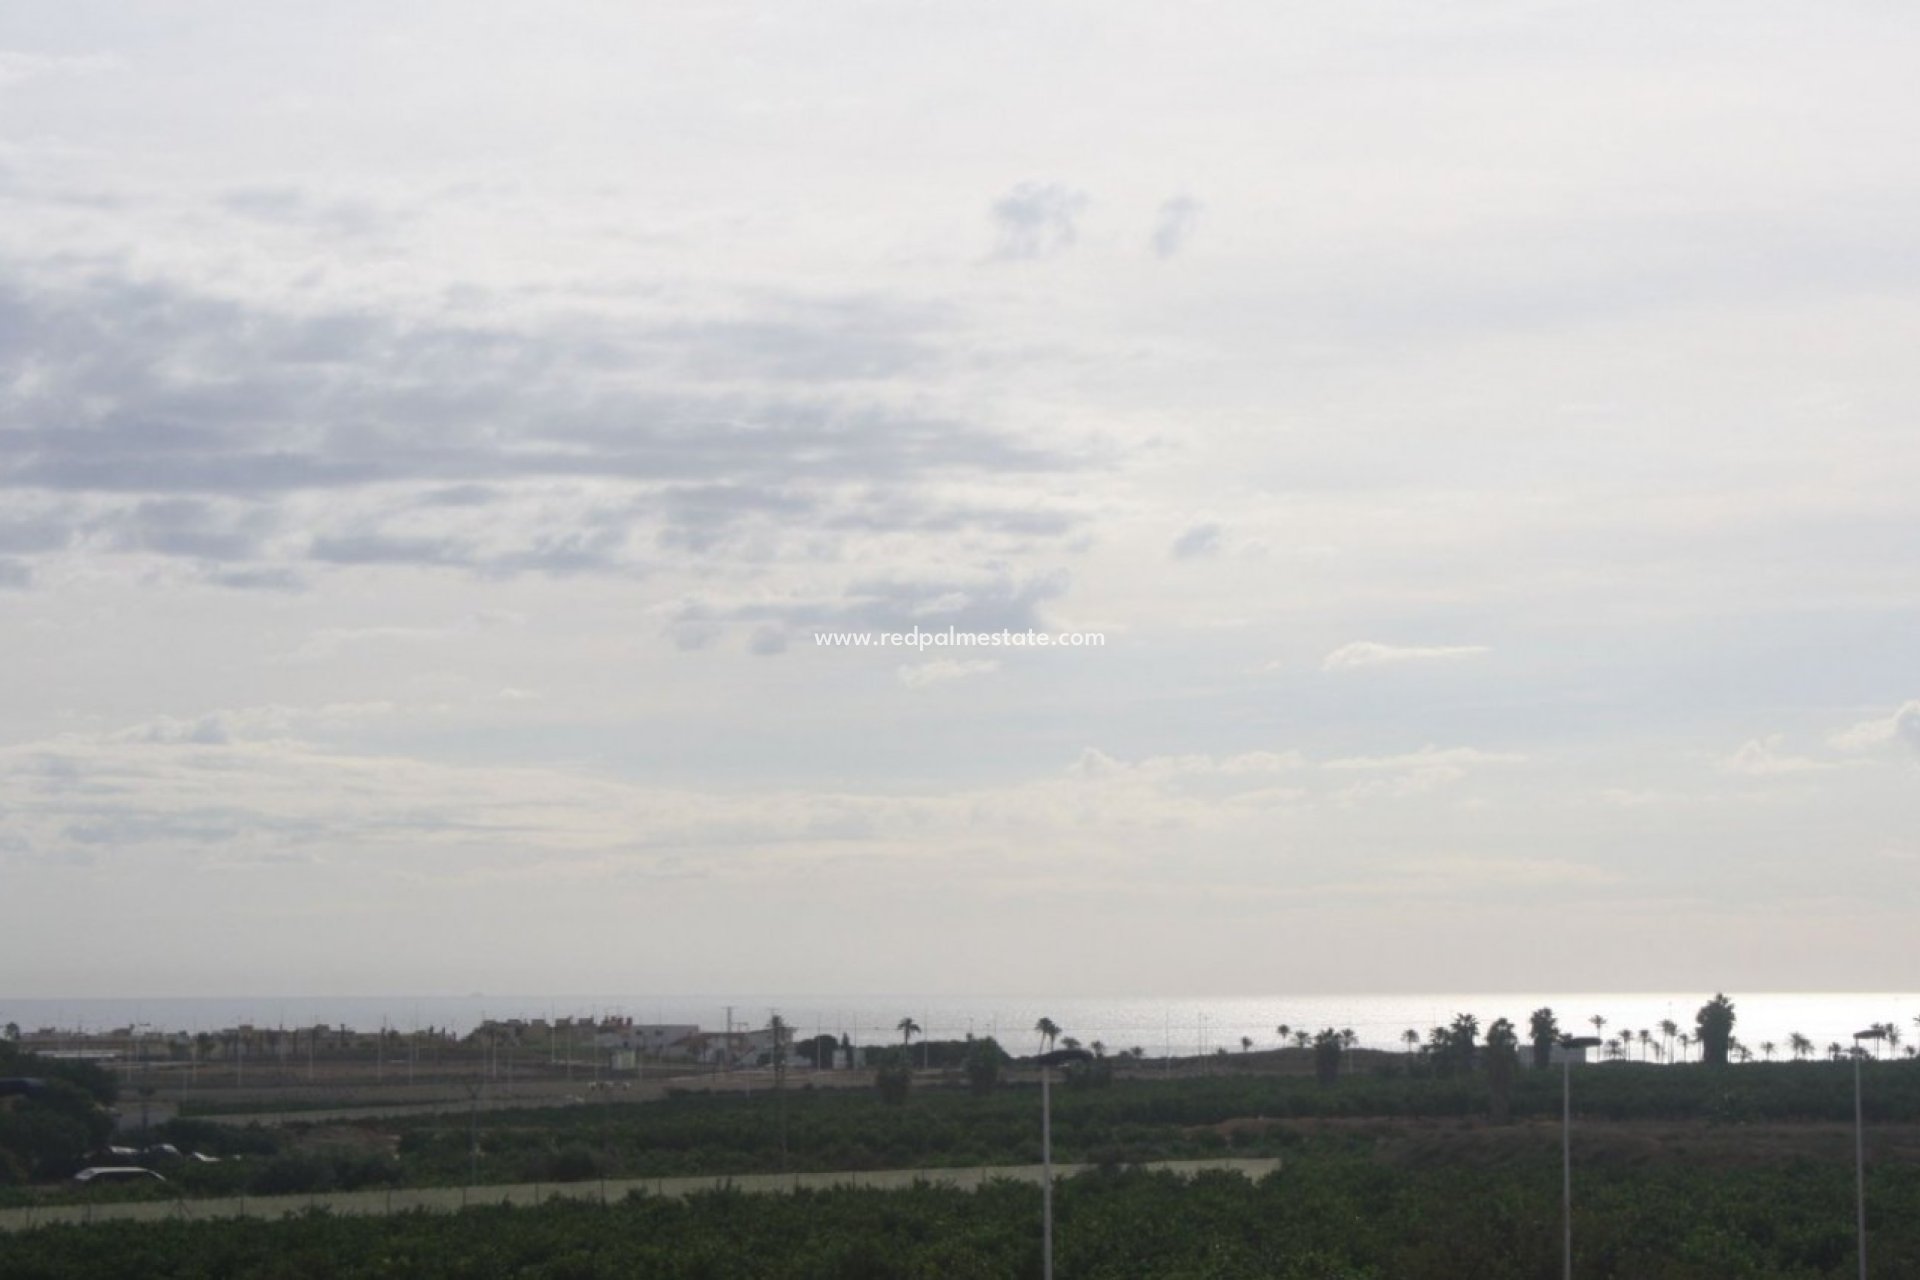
[545,1145,602,1183]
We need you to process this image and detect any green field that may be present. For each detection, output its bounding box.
[6,1153,1919,1278]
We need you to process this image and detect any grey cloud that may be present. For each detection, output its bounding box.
[823,496,1078,539]
[0,269,1068,498]
[667,296,950,383]
[1898,703,1920,755]
[218,186,394,240]
[309,502,640,577]
[105,497,278,561]
[0,265,1087,578]
[0,511,74,553]
[990,183,1088,261]
[63,813,244,846]
[1170,522,1222,559]
[419,484,503,507]
[654,484,818,554]
[204,565,305,591]
[0,557,30,588]
[1150,196,1201,259]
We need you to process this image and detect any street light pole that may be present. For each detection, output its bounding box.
[1043,1062,1052,1280]
[1035,1047,1092,1280]
[1854,1028,1887,1280]
[1559,1036,1601,1280]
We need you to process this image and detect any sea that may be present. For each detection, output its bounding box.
[3,993,1914,1059]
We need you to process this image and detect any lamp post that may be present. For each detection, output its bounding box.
[1034,1047,1092,1280]
[1558,1036,1602,1280]
[1853,1028,1887,1280]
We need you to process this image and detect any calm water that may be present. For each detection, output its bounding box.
[4,992,1914,1059]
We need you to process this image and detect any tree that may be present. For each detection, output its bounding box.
[1659,1018,1679,1064]
[1637,1030,1651,1062]
[874,1052,912,1104]
[1788,1032,1812,1062]
[1694,993,1736,1068]
[797,1034,839,1068]
[897,1017,920,1054]
[1447,1014,1479,1075]
[1485,1019,1519,1124]
[1528,1008,1559,1070]
[2,1023,17,1042]
[1310,1029,1343,1086]
[767,1014,790,1168]
[1401,1028,1420,1058]
[1276,1024,1291,1048]
[1291,1030,1310,1050]
[1034,1018,1060,1055]
[963,1037,1007,1095]
[1589,1015,1607,1043]
[1239,1036,1253,1053]
[1677,1032,1692,1062]
[1760,1040,1776,1062]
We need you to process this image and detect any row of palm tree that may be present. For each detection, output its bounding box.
[896,1012,1917,1066]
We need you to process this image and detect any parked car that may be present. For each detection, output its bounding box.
[72,1167,167,1185]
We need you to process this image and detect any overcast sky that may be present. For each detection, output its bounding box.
[2,2,1916,999]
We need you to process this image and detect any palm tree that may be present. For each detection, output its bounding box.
[1590,1015,1607,1044]
[1034,1017,1060,1055]
[1089,1040,1106,1059]
[894,1020,917,1074]
[1885,1023,1903,1057]
[1061,1036,1081,1052]
[1760,1040,1776,1062]
[1292,1030,1311,1050]
[1677,1032,1692,1063]
[1276,1023,1292,1047]
[1789,1032,1812,1062]
[1659,1019,1679,1064]
[1605,1038,1622,1061]
[1402,1028,1420,1057]
[1637,1030,1651,1062]
[1240,1036,1253,1053]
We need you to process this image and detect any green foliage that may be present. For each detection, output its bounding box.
[1697,994,1737,1068]
[1310,1030,1344,1086]
[1528,1007,1558,1071]
[963,1037,1007,1095]
[6,1156,1919,1278]
[0,1079,113,1179]
[544,1144,603,1183]
[1484,1020,1519,1124]
[873,1053,912,1106]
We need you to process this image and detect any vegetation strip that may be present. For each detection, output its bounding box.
[0,1158,1278,1232]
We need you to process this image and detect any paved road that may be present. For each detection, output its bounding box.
[0,1158,1281,1232]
